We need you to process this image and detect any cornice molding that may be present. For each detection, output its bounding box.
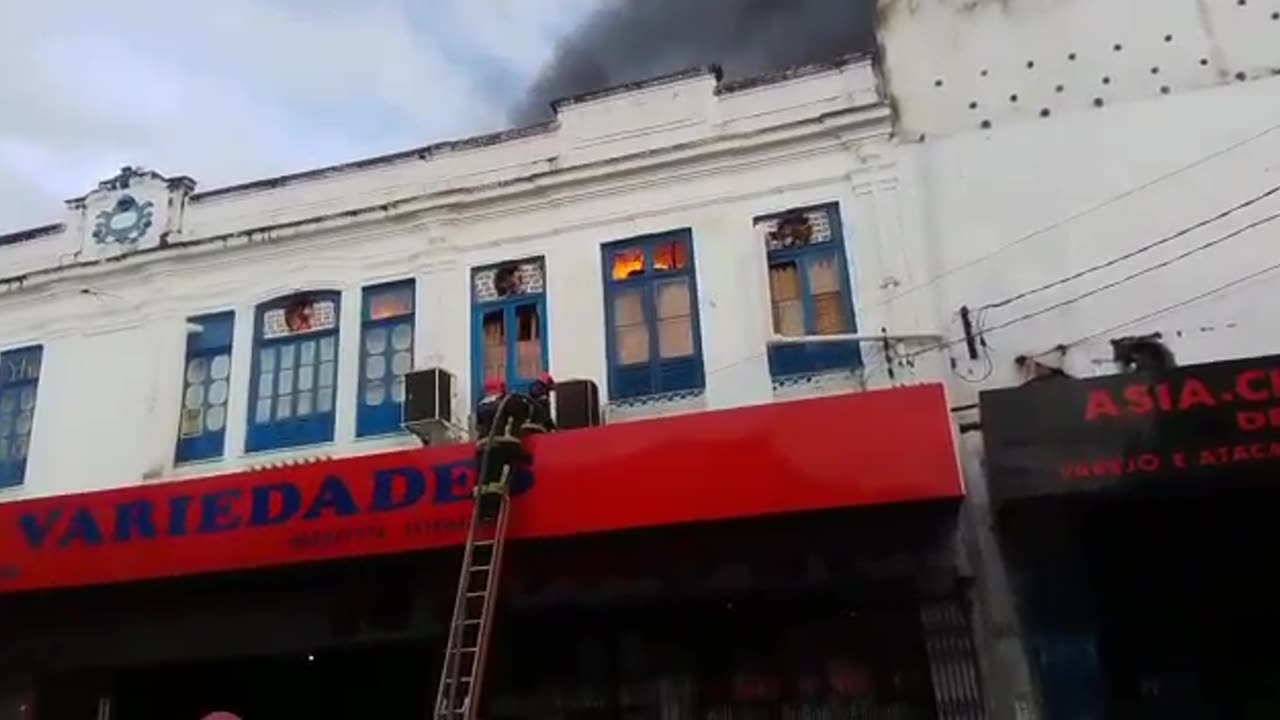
[1,105,891,298]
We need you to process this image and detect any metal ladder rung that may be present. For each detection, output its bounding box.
[465,591,487,598]
[470,565,491,572]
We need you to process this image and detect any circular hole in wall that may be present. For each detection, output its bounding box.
[1068,52,1078,61]
[1009,92,1020,103]
[1026,60,1035,69]
[1055,83,1065,93]
[1093,97,1105,108]
[1039,107,1051,118]
[934,78,944,87]
[1160,85,1172,94]
[980,68,989,77]
[1102,75,1112,85]
[980,119,992,129]
[1237,0,1246,6]
[1113,43,1124,51]
[1236,71,1248,81]
[968,100,979,109]
[1272,11,1279,19]
[1200,57,1210,66]
[1164,33,1174,42]
[1151,66,1161,75]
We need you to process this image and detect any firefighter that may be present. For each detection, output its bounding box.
[522,373,556,436]
[473,380,533,522]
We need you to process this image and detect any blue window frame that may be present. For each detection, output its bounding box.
[175,311,235,463]
[602,229,705,400]
[471,258,548,402]
[758,203,861,378]
[0,345,42,489]
[246,291,340,452]
[357,280,415,437]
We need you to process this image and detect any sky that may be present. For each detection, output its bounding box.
[0,0,601,233]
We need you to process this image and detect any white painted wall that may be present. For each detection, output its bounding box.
[0,58,944,503]
[880,0,1280,408]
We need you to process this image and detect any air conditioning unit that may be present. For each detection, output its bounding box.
[554,378,602,430]
[403,368,458,445]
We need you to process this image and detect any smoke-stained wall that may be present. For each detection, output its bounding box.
[512,0,875,124]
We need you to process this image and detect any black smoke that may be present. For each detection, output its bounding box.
[512,0,876,125]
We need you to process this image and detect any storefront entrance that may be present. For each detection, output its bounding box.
[1007,486,1280,719]
[14,504,981,720]
[980,352,1280,720]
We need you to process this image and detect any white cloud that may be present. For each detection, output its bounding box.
[0,0,600,233]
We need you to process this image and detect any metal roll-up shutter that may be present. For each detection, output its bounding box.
[921,599,987,720]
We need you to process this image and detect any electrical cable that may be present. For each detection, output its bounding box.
[852,215,1280,383]
[977,210,1280,335]
[869,120,1280,310]
[978,183,1280,311]
[1061,258,1280,350]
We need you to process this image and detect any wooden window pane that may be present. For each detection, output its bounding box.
[658,316,694,358]
[806,253,843,294]
[769,263,805,336]
[813,293,852,334]
[655,278,690,319]
[482,310,506,382]
[516,305,543,377]
[613,289,649,364]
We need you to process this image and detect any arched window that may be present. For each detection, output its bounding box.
[470,258,548,401]
[175,311,234,463]
[247,291,340,452]
[357,280,415,437]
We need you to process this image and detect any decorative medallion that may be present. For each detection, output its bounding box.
[92,193,155,245]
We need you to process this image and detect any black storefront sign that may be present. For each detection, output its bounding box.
[980,353,1280,505]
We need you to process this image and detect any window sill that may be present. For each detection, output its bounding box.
[606,388,706,423]
[0,482,27,497]
[771,368,865,400]
[353,431,421,451]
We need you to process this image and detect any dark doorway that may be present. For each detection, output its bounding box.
[105,641,433,720]
[1008,486,1280,719]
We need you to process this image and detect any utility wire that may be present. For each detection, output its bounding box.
[855,211,1280,378]
[1062,257,1280,350]
[978,210,1280,335]
[871,120,1280,310]
[978,183,1280,311]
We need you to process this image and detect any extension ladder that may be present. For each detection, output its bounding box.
[433,467,513,720]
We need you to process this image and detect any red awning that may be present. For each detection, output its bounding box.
[0,384,962,594]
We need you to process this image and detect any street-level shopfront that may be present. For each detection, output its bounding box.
[1,385,981,720]
[982,353,1280,720]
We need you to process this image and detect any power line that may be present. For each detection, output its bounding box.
[1063,257,1280,349]
[979,210,1280,334]
[978,183,1280,311]
[871,120,1280,310]
[856,211,1280,377]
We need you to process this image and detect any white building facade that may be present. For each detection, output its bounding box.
[5,0,1277,714]
[0,56,944,502]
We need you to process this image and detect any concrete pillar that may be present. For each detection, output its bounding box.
[957,428,1041,720]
